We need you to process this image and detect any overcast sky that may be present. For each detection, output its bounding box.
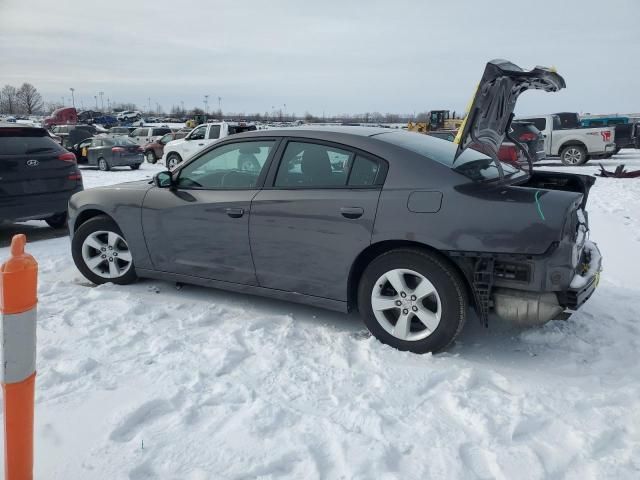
[1,0,638,116]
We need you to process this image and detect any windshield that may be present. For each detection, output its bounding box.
[377,130,525,182]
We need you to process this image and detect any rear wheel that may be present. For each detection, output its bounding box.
[560,145,588,166]
[166,153,182,169]
[130,164,141,170]
[357,249,467,354]
[45,212,67,229]
[72,215,137,285]
[98,158,110,171]
[145,151,156,163]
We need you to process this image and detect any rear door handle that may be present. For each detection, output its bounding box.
[340,207,363,219]
[198,143,204,146]
[225,207,244,218]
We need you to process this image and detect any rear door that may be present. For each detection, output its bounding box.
[0,128,78,199]
[249,139,386,301]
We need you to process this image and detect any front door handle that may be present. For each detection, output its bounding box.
[198,143,204,146]
[226,207,244,218]
[340,207,363,219]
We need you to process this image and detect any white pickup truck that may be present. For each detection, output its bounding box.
[516,114,615,165]
[162,121,257,168]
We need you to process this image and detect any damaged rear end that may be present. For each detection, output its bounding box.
[451,59,601,326]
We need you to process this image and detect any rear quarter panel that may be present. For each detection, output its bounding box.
[372,151,581,255]
[551,128,613,155]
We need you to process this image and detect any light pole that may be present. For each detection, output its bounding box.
[69,88,75,108]
[180,100,184,113]
[60,96,65,107]
[218,96,221,112]
[107,98,110,112]
[94,95,98,109]
[99,91,104,111]
[284,103,287,121]
[147,97,151,116]
[204,95,209,115]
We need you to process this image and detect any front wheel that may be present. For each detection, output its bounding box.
[358,249,467,354]
[72,215,137,285]
[560,145,588,166]
[145,151,156,163]
[166,153,182,169]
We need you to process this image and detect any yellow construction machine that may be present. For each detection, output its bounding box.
[407,110,464,133]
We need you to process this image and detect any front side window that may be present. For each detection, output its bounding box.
[189,125,206,140]
[159,133,173,144]
[92,139,102,147]
[274,142,353,187]
[131,128,146,137]
[177,140,274,189]
[152,128,171,136]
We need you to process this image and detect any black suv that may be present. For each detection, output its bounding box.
[0,124,83,228]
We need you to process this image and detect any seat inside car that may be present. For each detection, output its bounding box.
[300,145,342,186]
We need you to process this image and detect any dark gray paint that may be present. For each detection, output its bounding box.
[68,127,594,315]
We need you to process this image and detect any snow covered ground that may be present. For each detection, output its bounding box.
[1,152,640,479]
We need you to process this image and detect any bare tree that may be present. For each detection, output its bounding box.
[16,83,43,114]
[1,85,19,114]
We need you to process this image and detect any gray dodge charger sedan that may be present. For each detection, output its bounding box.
[68,60,602,353]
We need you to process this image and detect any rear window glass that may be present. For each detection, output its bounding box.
[378,131,522,182]
[530,118,547,131]
[0,132,59,155]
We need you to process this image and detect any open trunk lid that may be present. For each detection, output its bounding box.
[454,59,566,161]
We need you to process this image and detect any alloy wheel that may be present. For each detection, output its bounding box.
[564,148,582,164]
[370,268,442,341]
[81,230,132,279]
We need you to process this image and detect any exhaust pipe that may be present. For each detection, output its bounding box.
[493,288,564,327]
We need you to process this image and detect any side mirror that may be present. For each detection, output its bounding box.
[154,171,174,188]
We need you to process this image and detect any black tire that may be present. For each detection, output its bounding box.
[145,151,157,164]
[560,145,588,166]
[357,249,467,354]
[166,153,182,169]
[98,157,110,171]
[130,164,141,170]
[45,212,67,229]
[72,215,138,285]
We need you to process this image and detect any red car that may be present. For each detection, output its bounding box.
[43,107,77,127]
[143,131,187,164]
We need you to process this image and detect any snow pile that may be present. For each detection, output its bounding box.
[0,154,639,479]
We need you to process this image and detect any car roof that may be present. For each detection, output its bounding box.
[229,126,465,165]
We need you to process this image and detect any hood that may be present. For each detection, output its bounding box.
[165,138,186,148]
[454,59,566,161]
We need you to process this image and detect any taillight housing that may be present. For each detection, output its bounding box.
[519,132,537,142]
[112,147,125,153]
[498,144,518,165]
[58,152,77,164]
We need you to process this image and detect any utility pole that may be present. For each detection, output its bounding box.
[204,95,209,115]
[94,95,98,109]
[218,96,221,112]
[107,98,110,111]
[99,91,104,111]
[147,97,151,115]
[69,88,75,108]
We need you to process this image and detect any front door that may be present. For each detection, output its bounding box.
[141,139,277,284]
[250,140,385,301]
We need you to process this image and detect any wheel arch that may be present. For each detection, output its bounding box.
[558,140,587,153]
[73,209,117,233]
[347,240,473,312]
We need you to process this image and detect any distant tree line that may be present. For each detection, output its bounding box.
[0,83,44,115]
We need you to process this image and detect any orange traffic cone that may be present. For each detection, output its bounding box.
[1,234,38,480]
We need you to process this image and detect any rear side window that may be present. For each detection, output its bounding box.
[131,128,146,137]
[0,133,60,155]
[530,118,546,131]
[152,128,171,136]
[207,125,221,139]
[275,142,353,187]
[348,155,380,186]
